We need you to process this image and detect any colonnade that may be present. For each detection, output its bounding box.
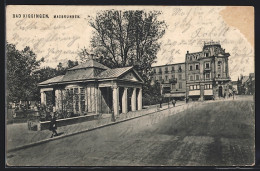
[112,86,142,116]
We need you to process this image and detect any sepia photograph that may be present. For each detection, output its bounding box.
[5,5,255,166]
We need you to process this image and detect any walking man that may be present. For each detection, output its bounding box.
[49,113,58,138]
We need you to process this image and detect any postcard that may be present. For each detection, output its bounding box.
[5,5,255,166]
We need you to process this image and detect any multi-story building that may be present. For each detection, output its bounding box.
[151,63,186,99]
[185,41,231,100]
[151,41,231,100]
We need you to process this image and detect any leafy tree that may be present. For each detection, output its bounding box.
[6,43,44,104]
[67,60,79,68]
[89,10,166,73]
[89,10,166,101]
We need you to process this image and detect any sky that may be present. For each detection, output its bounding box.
[6,6,254,81]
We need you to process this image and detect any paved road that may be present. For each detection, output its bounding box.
[7,99,254,166]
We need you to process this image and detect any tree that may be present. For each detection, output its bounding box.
[89,10,166,101]
[78,47,90,63]
[89,10,166,74]
[6,43,44,103]
[67,60,79,68]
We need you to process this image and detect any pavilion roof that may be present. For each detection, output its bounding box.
[38,62,143,86]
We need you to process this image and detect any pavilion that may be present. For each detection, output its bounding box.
[38,59,144,117]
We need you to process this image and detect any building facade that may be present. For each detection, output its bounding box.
[151,63,186,99]
[39,59,144,117]
[186,41,231,100]
[151,41,231,100]
[237,73,255,95]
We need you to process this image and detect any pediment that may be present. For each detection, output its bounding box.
[120,70,143,82]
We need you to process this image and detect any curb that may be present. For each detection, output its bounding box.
[7,104,180,153]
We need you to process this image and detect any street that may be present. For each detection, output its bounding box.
[7,98,254,166]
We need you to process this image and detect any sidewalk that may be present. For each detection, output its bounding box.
[6,98,235,152]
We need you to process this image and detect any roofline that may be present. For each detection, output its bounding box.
[152,62,185,68]
[67,66,109,71]
[186,52,203,55]
[38,75,143,87]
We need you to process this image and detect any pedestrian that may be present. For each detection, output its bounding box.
[159,97,162,108]
[172,99,176,107]
[49,112,58,138]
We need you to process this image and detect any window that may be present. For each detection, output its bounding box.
[179,82,182,89]
[171,66,175,72]
[172,74,175,79]
[189,65,193,71]
[190,85,194,90]
[153,68,156,73]
[195,74,200,80]
[218,74,220,78]
[205,62,210,69]
[74,88,79,112]
[189,75,193,81]
[205,53,209,57]
[159,68,162,73]
[195,85,200,90]
[218,61,221,71]
[159,76,162,81]
[178,66,182,72]
[165,75,168,81]
[80,88,85,112]
[195,64,199,70]
[172,84,176,90]
[205,84,212,90]
[179,74,182,80]
[67,89,73,111]
[205,73,210,80]
[165,67,168,73]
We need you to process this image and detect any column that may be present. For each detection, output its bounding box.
[40,91,46,105]
[112,86,119,116]
[87,86,92,112]
[131,88,137,111]
[55,89,62,111]
[95,85,99,114]
[85,86,88,112]
[137,88,142,110]
[122,87,128,113]
[91,87,96,113]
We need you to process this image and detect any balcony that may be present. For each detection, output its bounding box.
[165,70,169,74]
[169,78,177,84]
[204,67,211,71]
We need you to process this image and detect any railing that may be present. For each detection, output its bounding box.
[169,78,177,84]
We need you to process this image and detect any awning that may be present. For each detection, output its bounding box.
[164,93,185,97]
